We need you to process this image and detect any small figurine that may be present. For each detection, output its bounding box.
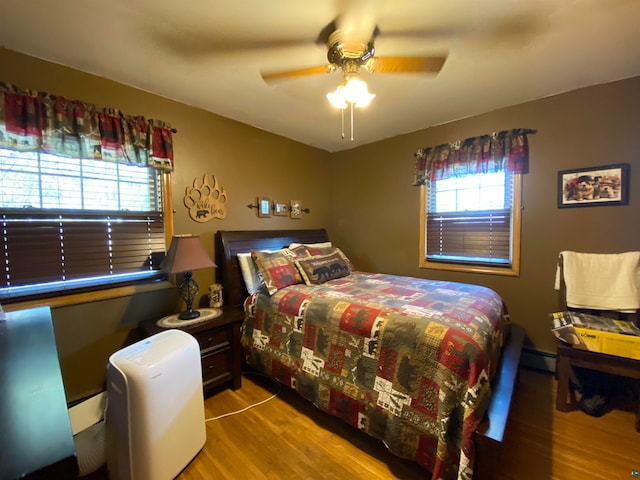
[209,284,223,309]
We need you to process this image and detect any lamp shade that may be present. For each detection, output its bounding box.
[160,234,216,274]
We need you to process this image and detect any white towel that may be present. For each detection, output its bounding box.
[555,251,640,311]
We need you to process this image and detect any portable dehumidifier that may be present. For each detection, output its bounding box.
[105,329,206,480]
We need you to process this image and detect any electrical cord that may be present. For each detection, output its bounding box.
[205,371,281,422]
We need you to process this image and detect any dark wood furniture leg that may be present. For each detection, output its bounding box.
[637,384,640,432]
[555,346,574,411]
[555,343,640,432]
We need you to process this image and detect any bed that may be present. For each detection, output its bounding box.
[215,229,524,480]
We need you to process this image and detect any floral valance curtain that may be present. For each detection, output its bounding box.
[0,82,174,171]
[413,128,536,185]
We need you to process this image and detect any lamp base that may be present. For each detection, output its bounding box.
[178,309,201,320]
[178,271,200,321]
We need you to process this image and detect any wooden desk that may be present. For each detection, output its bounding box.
[555,342,640,431]
[0,306,78,479]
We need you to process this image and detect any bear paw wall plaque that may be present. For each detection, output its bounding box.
[184,174,228,222]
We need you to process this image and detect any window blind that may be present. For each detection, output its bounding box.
[426,173,513,267]
[0,210,165,300]
[426,210,512,265]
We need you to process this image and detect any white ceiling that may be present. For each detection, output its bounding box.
[1,0,639,153]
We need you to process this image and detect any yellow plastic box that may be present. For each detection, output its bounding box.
[551,311,640,361]
[574,326,640,360]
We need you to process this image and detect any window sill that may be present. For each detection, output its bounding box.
[419,259,520,277]
[2,281,175,313]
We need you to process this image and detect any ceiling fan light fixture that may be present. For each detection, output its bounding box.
[326,75,375,110]
[327,85,348,109]
[260,16,448,143]
[326,74,375,142]
[344,76,375,107]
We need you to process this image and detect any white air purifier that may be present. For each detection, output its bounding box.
[106,329,206,480]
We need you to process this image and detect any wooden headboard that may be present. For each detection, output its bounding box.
[215,229,330,308]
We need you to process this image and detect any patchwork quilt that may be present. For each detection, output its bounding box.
[242,272,507,480]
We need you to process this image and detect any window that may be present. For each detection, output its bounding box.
[420,170,522,276]
[0,149,168,302]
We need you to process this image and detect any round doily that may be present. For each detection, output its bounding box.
[157,308,222,328]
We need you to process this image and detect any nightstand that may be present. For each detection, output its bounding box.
[140,306,244,395]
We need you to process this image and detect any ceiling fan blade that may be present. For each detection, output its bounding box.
[336,9,377,47]
[261,64,334,84]
[316,19,339,45]
[147,23,319,59]
[369,55,448,74]
[377,13,544,46]
[334,0,378,38]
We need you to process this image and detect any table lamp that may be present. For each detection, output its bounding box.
[160,234,216,320]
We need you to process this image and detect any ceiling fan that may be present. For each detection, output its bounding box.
[260,12,448,141]
[260,17,448,85]
[255,3,540,140]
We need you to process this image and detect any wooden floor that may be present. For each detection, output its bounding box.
[176,368,639,480]
[86,367,638,479]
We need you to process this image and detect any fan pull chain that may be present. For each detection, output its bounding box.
[337,103,356,141]
[350,103,354,141]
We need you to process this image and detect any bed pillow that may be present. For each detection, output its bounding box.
[237,252,263,295]
[238,245,309,294]
[302,246,355,271]
[251,248,309,295]
[287,245,310,257]
[289,241,332,249]
[295,251,352,286]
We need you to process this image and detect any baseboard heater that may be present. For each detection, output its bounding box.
[520,347,557,373]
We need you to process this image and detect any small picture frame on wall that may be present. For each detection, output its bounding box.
[273,201,288,216]
[258,197,271,217]
[558,163,630,208]
[290,200,302,219]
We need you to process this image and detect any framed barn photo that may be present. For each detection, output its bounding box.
[558,163,629,208]
[289,200,302,219]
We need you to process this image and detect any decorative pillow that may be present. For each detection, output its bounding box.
[251,248,309,295]
[237,252,263,294]
[295,251,352,286]
[303,246,355,271]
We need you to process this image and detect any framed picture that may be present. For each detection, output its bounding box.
[257,197,271,217]
[273,201,288,216]
[558,163,629,208]
[289,200,302,219]
[208,283,223,308]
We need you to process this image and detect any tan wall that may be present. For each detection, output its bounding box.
[327,76,640,355]
[3,46,639,400]
[1,47,332,401]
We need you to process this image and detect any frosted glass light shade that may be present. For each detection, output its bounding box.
[326,76,375,109]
